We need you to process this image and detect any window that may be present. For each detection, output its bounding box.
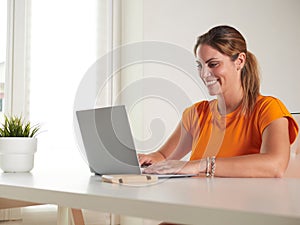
[0,0,7,114]
[6,0,143,170]
[28,0,107,170]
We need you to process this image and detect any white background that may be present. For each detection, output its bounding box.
[142,0,300,112]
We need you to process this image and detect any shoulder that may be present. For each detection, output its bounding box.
[182,99,215,131]
[185,99,214,112]
[183,100,215,118]
[255,95,290,115]
[256,95,281,105]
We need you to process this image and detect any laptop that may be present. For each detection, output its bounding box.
[76,105,195,178]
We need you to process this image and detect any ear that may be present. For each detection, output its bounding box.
[235,52,246,70]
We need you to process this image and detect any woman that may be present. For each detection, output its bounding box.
[139,25,299,178]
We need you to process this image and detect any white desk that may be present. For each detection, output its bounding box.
[0,169,300,225]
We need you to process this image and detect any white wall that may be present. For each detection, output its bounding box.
[125,0,300,154]
[142,0,300,112]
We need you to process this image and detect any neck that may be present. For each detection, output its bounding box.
[217,90,243,115]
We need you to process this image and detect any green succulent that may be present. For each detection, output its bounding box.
[0,115,40,138]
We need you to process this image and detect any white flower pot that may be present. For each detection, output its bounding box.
[0,138,37,173]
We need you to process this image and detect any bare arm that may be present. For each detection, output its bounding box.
[138,121,192,165]
[214,117,290,177]
[145,117,291,178]
[159,121,192,160]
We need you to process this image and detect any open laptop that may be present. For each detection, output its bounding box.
[76,105,195,178]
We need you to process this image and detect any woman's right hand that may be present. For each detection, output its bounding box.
[138,151,166,166]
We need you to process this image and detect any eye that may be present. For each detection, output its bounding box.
[196,61,202,69]
[208,61,219,68]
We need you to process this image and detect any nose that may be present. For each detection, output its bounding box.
[200,66,212,79]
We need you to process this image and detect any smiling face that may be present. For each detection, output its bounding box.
[196,44,244,98]
[193,25,260,115]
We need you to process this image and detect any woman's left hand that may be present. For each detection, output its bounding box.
[143,160,203,175]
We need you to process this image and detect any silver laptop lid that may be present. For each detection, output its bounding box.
[76,105,141,175]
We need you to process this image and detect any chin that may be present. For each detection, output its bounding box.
[207,90,221,96]
[206,85,221,96]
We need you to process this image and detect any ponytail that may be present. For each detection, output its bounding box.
[241,51,260,114]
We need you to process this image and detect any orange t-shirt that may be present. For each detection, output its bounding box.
[182,95,299,160]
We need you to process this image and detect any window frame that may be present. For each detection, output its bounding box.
[4,0,30,118]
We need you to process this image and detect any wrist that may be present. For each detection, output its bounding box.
[202,156,217,177]
[199,159,207,174]
[157,151,166,160]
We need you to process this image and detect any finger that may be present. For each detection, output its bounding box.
[138,153,145,159]
[143,164,157,174]
[138,155,152,166]
[144,163,166,174]
[138,156,146,165]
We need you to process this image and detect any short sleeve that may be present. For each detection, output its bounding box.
[258,97,299,144]
[181,101,211,136]
[182,105,195,133]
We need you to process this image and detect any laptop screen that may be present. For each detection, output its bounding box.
[76,105,141,175]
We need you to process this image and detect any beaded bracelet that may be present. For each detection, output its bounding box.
[205,156,216,177]
[210,156,216,177]
[205,157,211,177]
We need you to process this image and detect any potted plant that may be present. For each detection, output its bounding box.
[0,115,40,172]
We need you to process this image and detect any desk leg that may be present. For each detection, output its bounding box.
[57,207,85,225]
[111,213,120,225]
[71,208,85,225]
[57,206,72,225]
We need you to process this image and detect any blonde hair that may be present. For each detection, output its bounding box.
[194,25,260,115]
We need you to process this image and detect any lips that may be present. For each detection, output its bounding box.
[205,79,219,87]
